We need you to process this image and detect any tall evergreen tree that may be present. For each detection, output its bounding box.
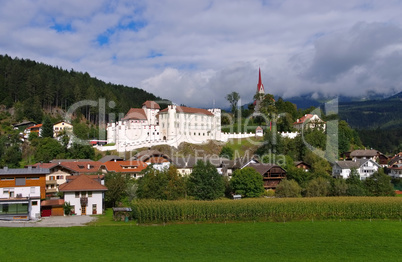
[41,116,53,138]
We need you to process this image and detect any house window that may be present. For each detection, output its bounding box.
[32,201,38,206]
[3,188,9,194]
[81,191,86,197]
[75,192,80,198]
[26,177,39,180]
[88,191,92,197]
[15,177,26,186]
[56,175,64,180]
[49,176,55,180]
[1,177,14,181]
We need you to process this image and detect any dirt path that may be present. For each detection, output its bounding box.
[0,215,98,227]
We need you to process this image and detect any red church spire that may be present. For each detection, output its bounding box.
[257,68,264,94]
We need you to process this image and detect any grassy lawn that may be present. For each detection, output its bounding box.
[1,219,402,261]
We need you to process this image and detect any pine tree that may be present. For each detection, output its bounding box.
[41,116,53,138]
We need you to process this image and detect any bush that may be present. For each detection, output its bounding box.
[275,179,302,198]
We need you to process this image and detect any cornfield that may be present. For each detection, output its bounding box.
[131,197,402,224]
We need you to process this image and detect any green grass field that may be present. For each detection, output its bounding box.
[1,219,402,261]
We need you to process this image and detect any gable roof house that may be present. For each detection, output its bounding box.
[349,149,379,161]
[332,159,381,180]
[132,149,171,171]
[59,175,107,216]
[388,164,402,178]
[100,160,148,179]
[245,163,287,190]
[32,161,102,196]
[23,123,43,139]
[293,114,326,130]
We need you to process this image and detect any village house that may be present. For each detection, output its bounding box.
[388,164,402,178]
[244,163,287,190]
[349,149,379,161]
[293,114,326,130]
[131,149,171,171]
[332,159,381,180]
[23,123,43,139]
[53,121,73,137]
[0,166,49,220]
[100,160,148,179]
[32,160,103,196]
[294,161,311,171]
[59,174,107,216]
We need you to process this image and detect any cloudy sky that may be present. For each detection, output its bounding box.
[1,0,402,108]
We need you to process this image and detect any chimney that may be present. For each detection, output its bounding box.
[87,164,90,170]
[3,166,8,171]
[28,166,32,171]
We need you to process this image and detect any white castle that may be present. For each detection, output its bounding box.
[106,101,258,152]
[106,70,268,152]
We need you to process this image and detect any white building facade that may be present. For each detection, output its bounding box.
[332,159,381,180]
[107,101,255,152]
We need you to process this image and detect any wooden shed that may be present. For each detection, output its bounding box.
[41,199,65,217]
[112,207,132,221]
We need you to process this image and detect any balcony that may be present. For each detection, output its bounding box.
[46,188,57,193]
[46,180,57,185]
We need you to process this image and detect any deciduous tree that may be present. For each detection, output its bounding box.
[230,167,264,198]
[188,160,225,200]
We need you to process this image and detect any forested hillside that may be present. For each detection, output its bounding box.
[0,54,163,123]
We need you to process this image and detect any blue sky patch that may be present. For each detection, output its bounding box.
[147,50,163,58]
[97,34,109,46]
[50,22,73,33]
[119,19,147,32]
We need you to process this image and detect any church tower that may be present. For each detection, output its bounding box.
[253,68,265,115]
[256,68,265,95]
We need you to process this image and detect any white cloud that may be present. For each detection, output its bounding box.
[0,0,402,108]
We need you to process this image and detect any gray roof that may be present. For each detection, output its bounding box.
[350,149,378,158]
[335,159,377,169]
[0,167,50,175]
[98,155,124,163]
[132,150,170,161]
[246,163,284,175]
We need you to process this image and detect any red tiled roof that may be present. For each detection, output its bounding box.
[160,105,214,116]
[101,160,148,173]
[27,123,43,129]
[293,114,313,125]
[58,161,102,174]
[66,174,105,181]
[32,161,102,174]
[41,199,64,206]
[142,101,161,109]
[59,175,107,192]
[122,108,147,120]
